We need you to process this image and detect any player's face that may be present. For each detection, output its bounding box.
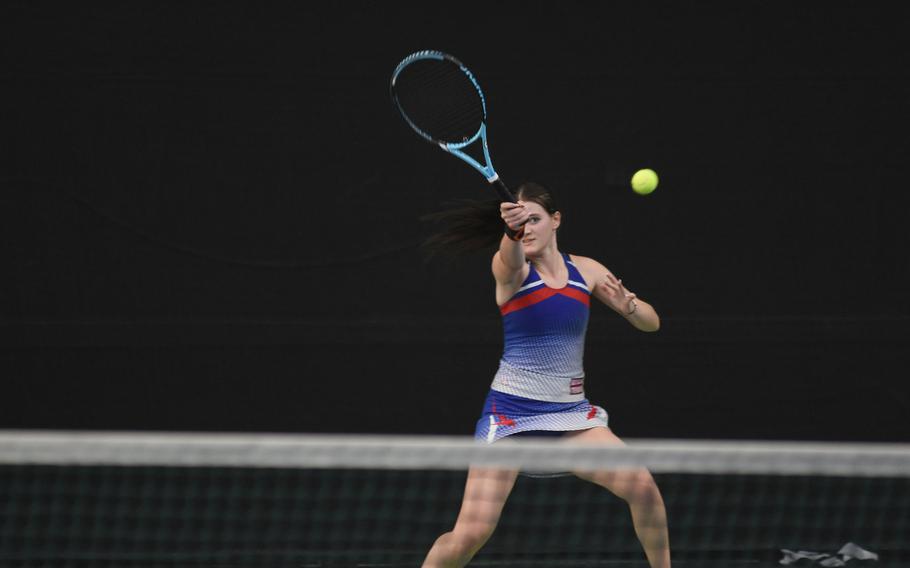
[520,201,560,255]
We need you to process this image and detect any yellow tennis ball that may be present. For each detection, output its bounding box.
[631,168,659,195]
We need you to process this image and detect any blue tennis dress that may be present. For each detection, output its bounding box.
[474,252,609,443]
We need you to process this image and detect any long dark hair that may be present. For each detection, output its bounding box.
[419,182,558,259]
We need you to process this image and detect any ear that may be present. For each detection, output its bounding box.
[552,211,561,230]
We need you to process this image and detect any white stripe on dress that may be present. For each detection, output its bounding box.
[517,280,545,293]
[568,279,590,292]
[487,416,498,443]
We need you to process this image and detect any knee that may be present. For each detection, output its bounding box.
[424,517,501,567]
[616,469,663,506]
[450,520,498,557]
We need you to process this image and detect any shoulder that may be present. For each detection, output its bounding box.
[568,254,609,273]
[568,254,611,290]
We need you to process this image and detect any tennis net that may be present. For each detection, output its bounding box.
[1,430,908,567]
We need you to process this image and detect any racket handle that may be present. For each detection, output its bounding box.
[491,177,525,239]
[490,178,517,203]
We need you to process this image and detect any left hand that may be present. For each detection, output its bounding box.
[597,272,637,315]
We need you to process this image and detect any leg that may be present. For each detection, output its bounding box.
[422,466,519,568]
[564,427,672,568]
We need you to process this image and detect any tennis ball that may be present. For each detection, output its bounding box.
[631,169,659,195]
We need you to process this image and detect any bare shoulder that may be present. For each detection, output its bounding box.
[568,254,610,273]
[568,254,611,289]
[492,250,530,306]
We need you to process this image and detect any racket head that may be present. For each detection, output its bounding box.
[390,51,487,148]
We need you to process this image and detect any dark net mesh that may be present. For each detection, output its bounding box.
[1,433,909,567]
[1,466,909,567]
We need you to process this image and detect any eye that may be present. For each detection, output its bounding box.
[529,216,541,224]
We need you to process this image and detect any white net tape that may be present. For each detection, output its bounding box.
[1,430,908,477]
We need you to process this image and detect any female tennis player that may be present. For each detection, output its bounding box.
[421,182,670,568]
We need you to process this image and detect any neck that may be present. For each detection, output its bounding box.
[529,241,562,275]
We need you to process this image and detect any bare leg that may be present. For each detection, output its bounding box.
[565,427,672,568]
[422,467,519,568]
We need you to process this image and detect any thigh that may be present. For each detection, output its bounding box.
[564,427,656,500]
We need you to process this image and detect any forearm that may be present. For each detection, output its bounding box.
[498,232,525,269]
[624,299,660,332]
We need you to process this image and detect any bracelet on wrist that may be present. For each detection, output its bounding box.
[627,300,638,315]
[504,225,525,241]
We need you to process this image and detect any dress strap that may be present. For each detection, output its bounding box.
[563,253,590,291]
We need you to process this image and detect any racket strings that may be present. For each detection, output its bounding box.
[430,99,483,143]
[394,59,484,144]
[398,68,481,137]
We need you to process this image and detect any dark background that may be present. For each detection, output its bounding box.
[2,1,908,441]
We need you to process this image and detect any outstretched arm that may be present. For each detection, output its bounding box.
[491,201,532,305]
[578,256,660,332]
[598,272,660,332]
[492,201,529,282]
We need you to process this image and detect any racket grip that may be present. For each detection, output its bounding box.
[493,177,526,238]
[491,178,517,203]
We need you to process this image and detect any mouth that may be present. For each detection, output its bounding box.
[522,239,535,244]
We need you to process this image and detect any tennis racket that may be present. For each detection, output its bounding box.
[390,50,516,204]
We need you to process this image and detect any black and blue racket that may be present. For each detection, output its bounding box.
[390,50,516,204]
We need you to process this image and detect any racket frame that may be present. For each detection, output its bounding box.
[391,50,515,203]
